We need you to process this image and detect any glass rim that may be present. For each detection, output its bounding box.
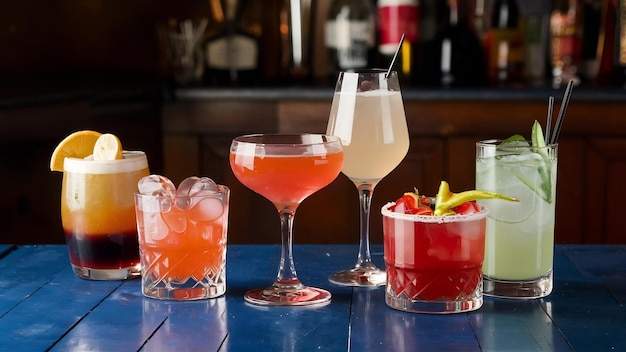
[134,184,230,199]
[340,68,390,74]
[381,202,489,223]
[477,139,558,148]
[63,150,148,174]
[231,133,341,146]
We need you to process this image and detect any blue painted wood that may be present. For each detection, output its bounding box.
[350,287,482,352]
[1,244,625,351]
[222,245,353,352]
[0,244,16,259]
[471,299,572,352]
[542,245,626,352]
[0,245,122,351]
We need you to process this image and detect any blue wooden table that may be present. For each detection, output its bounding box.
[0,244,624,351]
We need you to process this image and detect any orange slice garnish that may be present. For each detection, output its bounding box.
[49,130,102,172]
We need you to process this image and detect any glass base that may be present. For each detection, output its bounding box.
[143,284,226,301]
[483,270,553,299]
[72,263,141,281]
[328,266,386,287]
[385,283,483,314]
[244,286,331,307]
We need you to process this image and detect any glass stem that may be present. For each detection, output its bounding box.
[275,207,303,289]
[355,183,376,269]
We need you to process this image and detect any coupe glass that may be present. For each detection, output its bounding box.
[229,134,344,306]
[326,69,410,287]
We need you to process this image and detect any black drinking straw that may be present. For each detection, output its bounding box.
[385,33,406,79]
[545,96,554,142]
[550,79,575,145]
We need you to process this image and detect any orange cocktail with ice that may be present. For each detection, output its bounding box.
[135,175,229,300]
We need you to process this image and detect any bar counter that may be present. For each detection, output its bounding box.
[0,244,624,351]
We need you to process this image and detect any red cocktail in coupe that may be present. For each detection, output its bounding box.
[229,134,343,307]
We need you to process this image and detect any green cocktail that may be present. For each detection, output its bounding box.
[475,139,557,298]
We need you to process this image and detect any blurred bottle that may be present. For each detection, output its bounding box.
[203,0,262,86]
[325,0,377,77]
[284,0,315,82]
[472,0,490,42]
[484,0,525,86]
[421,0,486,86]
[377,0,419,83]
[550,0,583,87]
[615,0,626,85]
[518,1,551,86]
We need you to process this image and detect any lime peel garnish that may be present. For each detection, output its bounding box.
[499,121,554,204]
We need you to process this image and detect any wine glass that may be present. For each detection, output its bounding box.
[326,69,410,287]
[229,134,344,306]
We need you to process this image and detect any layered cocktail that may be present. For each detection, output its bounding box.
[51,131,149,280]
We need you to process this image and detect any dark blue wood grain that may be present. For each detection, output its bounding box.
[350,287,483,352]
[1,244,625,352]
[222,245,353,352]
[471,299,572,351]
[0,244,16,259]
[0,245,122,351]
[542,246,626,352]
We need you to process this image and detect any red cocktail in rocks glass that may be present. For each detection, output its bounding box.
[381,203,488,314]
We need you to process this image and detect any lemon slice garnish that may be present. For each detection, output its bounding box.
[50,130,102,172]
[93,133,123,161]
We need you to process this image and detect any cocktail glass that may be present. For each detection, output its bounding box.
[326,69,410,287]
[135,178,229,300]
[381,202,488,313]
[229,134,344,306]
[476,140,558,298]
[61,151,149,280]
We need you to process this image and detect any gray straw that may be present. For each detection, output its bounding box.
[550,80,575,145]
[385,33,406,79]
[545,96,554,142]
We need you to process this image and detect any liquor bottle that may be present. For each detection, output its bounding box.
[203,0,262,86]
[550,0,583,87]
[421,0,486,86]
[324,0,377,77]
[615,0,626,85]
[484,0,525,85]
[378,0,419,83]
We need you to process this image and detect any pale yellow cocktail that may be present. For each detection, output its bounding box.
[476,139,557,298]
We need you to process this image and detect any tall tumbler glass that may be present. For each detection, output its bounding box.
[326,69,410,287]
[475,140,558,298]
[62,151,150,280]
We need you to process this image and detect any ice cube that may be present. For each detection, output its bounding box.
[146,212,169,242]
[161,206,187,234]
[188,195,224,222]
[189,177,217,194]
[175,176,200,210]
[138,175,176,213]
[138,175,176,195]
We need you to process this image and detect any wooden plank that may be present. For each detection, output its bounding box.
[349,245,482,351]
[471,299,572,351]
[0,245,72,315]
[222,245,353,352]
[543,246,626,351]
[0,246,122,351]
[350,286,481,352]
[0,244,16,259]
